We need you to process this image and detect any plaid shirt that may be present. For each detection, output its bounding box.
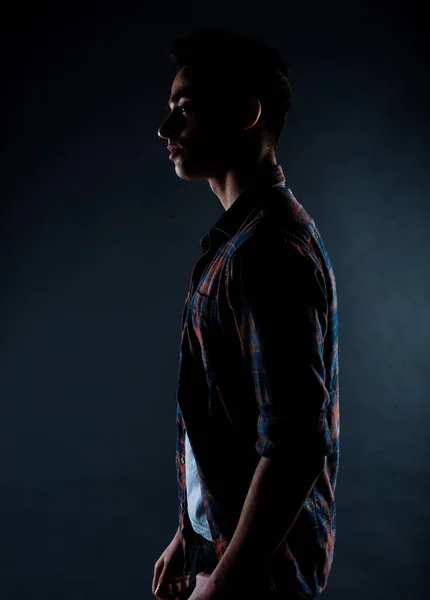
[175,164,339,598]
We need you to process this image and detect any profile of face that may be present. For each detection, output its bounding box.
[157,65,259,180]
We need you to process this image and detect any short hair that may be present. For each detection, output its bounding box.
[168,26,292,147]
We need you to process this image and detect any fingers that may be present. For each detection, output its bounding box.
[153,575,190,600]
[173,575,189,595]
[153,581,170,599]
[154,575,189,600]
[152,562,164,595]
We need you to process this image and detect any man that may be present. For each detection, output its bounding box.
[153,26,340,600]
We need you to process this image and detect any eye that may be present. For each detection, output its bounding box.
[179,102,193,115]
[165,102,193,119]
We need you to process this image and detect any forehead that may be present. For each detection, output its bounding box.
[168,65,211,106]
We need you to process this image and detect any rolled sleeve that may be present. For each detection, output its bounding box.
[226,234,332,460]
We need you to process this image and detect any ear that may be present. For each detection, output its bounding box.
[243,96,262,132]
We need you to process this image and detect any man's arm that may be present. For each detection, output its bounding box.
[208,237,330,597]
[208,453,325,598]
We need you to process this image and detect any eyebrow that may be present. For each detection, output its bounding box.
[165,87,197,111]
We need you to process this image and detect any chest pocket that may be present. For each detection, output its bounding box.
[188,289,218,318]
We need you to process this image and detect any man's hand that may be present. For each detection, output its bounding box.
[152,527,190,600]
[187,572,221,600]
[154,574,190,600]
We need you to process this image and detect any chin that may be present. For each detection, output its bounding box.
[174,159,215,181]
[175,170,207,181]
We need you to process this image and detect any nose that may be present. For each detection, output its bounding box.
[157,113,175,140]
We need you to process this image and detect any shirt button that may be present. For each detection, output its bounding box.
[181,457,185,464]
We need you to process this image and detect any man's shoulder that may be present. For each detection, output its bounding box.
[233,197,316,263]
[226,189,334,299]
[238,185,314,243]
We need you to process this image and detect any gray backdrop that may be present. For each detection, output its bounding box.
[2,2,429,598]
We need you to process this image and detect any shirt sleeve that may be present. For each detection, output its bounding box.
[225,233,332,460]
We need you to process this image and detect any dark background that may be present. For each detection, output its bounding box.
[2,2,429,598]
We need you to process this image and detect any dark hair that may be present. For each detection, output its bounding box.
[168,26,292,147]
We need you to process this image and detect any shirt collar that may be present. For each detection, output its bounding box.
[200,163,286,252]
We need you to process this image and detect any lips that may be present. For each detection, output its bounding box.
[168,145,182,160]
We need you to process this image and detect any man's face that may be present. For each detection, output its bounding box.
[157,65,244,180]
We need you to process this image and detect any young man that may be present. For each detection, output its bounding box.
[153,27,340,600]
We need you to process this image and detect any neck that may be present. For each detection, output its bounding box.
[208,152,277,211]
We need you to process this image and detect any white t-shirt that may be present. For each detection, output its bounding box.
[185,430,213,541]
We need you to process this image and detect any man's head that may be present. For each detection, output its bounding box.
[157,27,292,181]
